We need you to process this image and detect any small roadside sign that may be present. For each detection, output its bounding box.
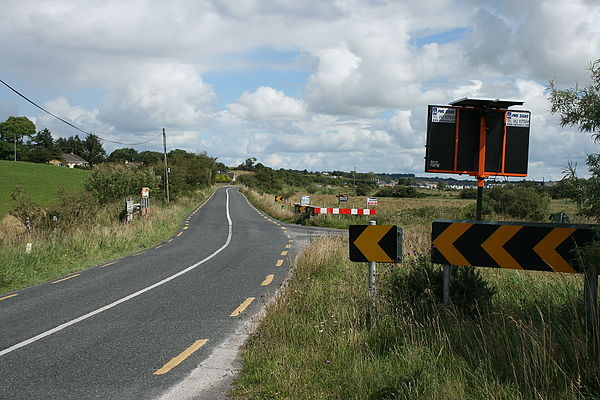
[367,197,378,206]
[349,225,402,263]
[339,193,349,203]
[300,195,310,206]
[141,187,150,198]
[274,195,284,203]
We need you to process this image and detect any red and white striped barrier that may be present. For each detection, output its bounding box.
[313,207,376,215]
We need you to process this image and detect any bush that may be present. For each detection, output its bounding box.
[42,189,99,231]
[9,186,43,230]
[487,185,549,221]
[459,188,477,199]
[375,185,425,198]
[85,163,161,204]
[388,255,496,316]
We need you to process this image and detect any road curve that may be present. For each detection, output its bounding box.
[0,186,338,399]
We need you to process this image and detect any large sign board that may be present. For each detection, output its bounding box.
[425,105,530,177]
[432,219,599,273]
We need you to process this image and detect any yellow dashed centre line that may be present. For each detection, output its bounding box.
[0,294,18,301]
[167,238,174,243]
[153,339,209,375]
[280,251,288,256]
[275,259,284,267]
[230,297,255,317]
[177,232,183,237]
[261,274,274,286]
[155,245,163,249]
[285,244,292,249]
[101,261,117,268]
[280,227,287,230]
[183,226,189,230]
[51,274,80,284]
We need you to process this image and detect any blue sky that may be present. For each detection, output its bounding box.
[1,0,599,180]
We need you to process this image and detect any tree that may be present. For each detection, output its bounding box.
[108,148,139,162]
[29,128,59,163]
[548,59,600,141]
[0,116,36,160]
[138,150,162,164]
[238,157,257,170]
[548,59,600,221]
[82,134,106,166]
[56,135,85,155]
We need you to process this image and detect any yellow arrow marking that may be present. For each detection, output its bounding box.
[432,223,472,265]
[481,225,524,269]
[533,228,577,273]
[354,226,393,262]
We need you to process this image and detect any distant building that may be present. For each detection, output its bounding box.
[48,153,89,168]
[225,172,237,181]
[124,160,142,167]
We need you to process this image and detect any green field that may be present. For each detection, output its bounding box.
[0,161,88,218]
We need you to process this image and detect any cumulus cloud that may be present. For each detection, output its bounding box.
[0,0,599,179]
[96,63,216,133]
[228,86,306,121]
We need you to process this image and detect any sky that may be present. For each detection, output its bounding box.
[1,0,599,181]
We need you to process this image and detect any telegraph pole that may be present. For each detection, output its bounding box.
[162,128,170,203]
[14,132,16,161]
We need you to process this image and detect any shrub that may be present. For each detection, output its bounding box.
[388,255,496,316]
[9,186,43,230]
[459,188,477,199]
[42,189,99,231]
[487,185,550,221]
[85,163,161,204]
[375,185,425,198]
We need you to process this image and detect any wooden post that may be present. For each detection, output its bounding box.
[584,266,598,358]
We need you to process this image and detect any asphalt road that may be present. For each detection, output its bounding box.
[0,186,338,399]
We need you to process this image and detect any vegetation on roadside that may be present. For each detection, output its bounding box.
[232,226,598,400]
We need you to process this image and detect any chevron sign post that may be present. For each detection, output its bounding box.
[431,219,598,273]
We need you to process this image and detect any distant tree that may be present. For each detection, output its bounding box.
[82,134,106,166]
[436,181,446,190]
[109,147,139,162]
[28,128,59,163]
[56,135,85,155]
[0,116,36,160]
[238,157,257,170]
[138,150,162,165]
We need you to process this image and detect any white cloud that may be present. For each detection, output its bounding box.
[0,0,599,180]
[228,86,306,121]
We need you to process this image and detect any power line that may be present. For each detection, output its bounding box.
[0,78,161,146]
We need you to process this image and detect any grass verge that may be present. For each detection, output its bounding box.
[232,234,599,399]
[0,186,216,295]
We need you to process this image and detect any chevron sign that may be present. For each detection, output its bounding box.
[432,220,599,273]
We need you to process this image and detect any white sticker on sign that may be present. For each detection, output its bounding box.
[431,107,456,123]
[506,111,530,127]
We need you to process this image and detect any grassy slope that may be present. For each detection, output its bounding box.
[0,161,88,217]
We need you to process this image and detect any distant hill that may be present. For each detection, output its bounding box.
[0,161,88,218]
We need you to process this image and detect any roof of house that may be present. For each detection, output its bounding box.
[62,153,88,163]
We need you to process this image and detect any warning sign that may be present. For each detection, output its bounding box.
[431,107,456,123]
[506,111,530,127]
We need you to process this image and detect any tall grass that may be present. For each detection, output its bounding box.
[0,187,216,294]
[233,233,599,399]
[233,188,599,399]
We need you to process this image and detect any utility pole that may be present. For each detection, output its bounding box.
[13,132,16,161]
[162,128,170,203]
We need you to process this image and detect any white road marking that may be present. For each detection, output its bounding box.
[0,188,232,358]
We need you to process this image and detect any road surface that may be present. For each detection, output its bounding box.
[0,187,337,399]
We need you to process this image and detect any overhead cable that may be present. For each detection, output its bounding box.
[0,78,161,146]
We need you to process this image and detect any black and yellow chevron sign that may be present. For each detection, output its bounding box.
[274,195,284,202]
[349,225,402,263]
[431,220,599,273]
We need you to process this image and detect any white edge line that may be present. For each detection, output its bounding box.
[0,188,233,357]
